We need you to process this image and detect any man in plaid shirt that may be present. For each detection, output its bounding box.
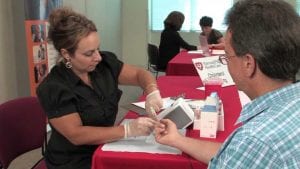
[154,0,300,168]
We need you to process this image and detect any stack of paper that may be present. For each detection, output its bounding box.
[211,50,225,55]
[102,119,185,154]
[188,50,203,54]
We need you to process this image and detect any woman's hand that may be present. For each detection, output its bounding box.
[145,90,163,119]
[124,117,157,138]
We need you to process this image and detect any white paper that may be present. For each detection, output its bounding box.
[132,97,175,109]
[211,50,225,55]
[196,86,205,91]
[132,98,199,110]
[187,100,205,108]
[102,119,185,154]
[196,88,251,107]
[188,50,203,54]
[192,56,235,87]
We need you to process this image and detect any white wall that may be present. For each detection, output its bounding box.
[87,0,121,57]
[121,0,148,67]
[0,1,18,103]
[63,0,122,58]
[63,0,85,13]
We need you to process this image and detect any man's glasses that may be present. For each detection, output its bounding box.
[219,54,238,65]
[219,55,228,65]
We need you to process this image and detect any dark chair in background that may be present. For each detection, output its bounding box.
[0,96,47,169]
[147,43,165,79]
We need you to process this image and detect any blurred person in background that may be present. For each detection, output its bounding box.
[158,11,197,70]
[199,16,224,49]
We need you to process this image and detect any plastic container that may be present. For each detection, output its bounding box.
[204,78,223,97]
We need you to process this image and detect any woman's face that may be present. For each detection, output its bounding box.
[69,31,101,75]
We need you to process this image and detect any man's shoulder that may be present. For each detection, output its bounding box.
[236,103,300,150]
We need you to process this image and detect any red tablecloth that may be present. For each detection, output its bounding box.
[166,51,203,76]
[92,76,242,169]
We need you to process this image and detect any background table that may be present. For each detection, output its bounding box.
[166,51,203,76]
[92,76,242,169]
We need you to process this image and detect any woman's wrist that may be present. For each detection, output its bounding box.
[144,83,158,94]
[123,124,128,139]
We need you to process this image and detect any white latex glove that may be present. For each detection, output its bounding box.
[124,117,157,138]
[145,90,163,118]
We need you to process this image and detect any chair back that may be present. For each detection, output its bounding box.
[147,43,159,66]
[0,96,47,169]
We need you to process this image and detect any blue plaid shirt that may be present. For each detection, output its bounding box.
[209,82,300,169]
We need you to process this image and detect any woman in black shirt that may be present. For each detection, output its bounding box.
[37,7,163,169]
[158,11,197,70]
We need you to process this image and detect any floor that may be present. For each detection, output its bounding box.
[7,73,165,169]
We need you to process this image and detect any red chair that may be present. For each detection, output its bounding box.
[0,96,47,169]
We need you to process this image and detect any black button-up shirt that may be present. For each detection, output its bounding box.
[37,51,123,169]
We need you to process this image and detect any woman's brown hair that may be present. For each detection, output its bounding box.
[48,7,97,58]
[164,11,185,31]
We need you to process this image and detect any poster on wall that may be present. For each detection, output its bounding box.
[24,0,62,96]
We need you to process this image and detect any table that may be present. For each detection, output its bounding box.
[92,76,242,169]
[166,50,224,76]
[166,51,203,76]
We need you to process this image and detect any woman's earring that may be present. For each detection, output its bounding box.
[65,60,72,69]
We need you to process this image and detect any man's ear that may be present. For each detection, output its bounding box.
[243,54,256,78]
